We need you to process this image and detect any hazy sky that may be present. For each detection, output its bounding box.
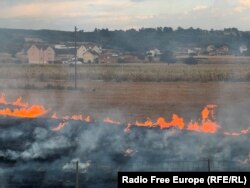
[1,0,250,31]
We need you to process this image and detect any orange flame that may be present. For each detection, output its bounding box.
[85,116,91,123]
[13,97,29,108]
[0,94,47,118]
[103,117,121,125]
[156,114,185,129]
[51,113,58,119]
[0,95,248,137]
[63,115,83,121]
[52,113,90,122]
[135,118,155,127]
[52,122,67,132]
[187,105,220,133]
[0,94,7,104]
[0,94,29,108]
[224,128,250,136]
[0,105,47,118]
[134,114,184,130]
[130,105,220,134]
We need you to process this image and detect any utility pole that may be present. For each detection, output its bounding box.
[207,159,211,172]
[76,161,79,188]
[74,26,77,89]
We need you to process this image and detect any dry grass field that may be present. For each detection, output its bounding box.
[0,63,250,130]
[0,63,250,87]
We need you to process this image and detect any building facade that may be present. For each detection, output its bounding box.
[27,44,55,64]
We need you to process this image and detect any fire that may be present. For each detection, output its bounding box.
[51,113,58,119]
[0,94,47,118]
[135,118,154,127]
[0,94,29,108]
[187,121,219,133]
[156,114,185,129]
[63,115,83,121]
[0,94,249,137]
[103,117,121,125]
[51,113,91,122]
[131,105,219,134]
[187,105,220,133]
[135,115,184,130]
[85,116,91,123]
[0,105,47,118]
[0,94,7,104]
[224,128,250,136]
[0,96,46,118]
[52,122,67,132]
[13,97,29,108]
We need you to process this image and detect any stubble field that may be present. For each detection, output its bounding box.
[0,63,250,131]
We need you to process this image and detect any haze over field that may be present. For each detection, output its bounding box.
[1,0,250,31]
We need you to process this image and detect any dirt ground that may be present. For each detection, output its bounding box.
[1,81,250,131]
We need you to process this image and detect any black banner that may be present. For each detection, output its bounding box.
[118,172,250,188]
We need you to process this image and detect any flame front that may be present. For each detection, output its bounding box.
[135,114,184,130]
[224,128,250,136]
[130,105,220,134]
[0,94,47,118]
[103,117,121,125]
[52,122,67,132]
[0,105,47,118]
[187,105,220,133]
[0,93,248,137]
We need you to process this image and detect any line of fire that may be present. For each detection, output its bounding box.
[0,93,250,187]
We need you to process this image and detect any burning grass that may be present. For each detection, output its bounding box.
[0,93,250,186]
[0,93,248,136]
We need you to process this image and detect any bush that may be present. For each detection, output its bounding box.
[184,57,198,65]
[160,51,176,64]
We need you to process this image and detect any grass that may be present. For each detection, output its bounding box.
[0,63,250,84]
[0,62,249,126]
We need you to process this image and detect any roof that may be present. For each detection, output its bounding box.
[79,42,101,49]
[82,50,100,56]
[27,44,54,52]
[55,48,75,55]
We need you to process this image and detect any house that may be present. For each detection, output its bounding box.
[217,45,230,55]
[119,54,140,63]
[239,45,248,54]
[206,45,217,56]
[77,43,102,59]
[146,48,161,56]
[99,53,119,64]
[146,48,161,62]
[55,48,75,64]
[187,49,195,56]
[15,52,28,63]
[27,44,55,64]
[81,51,99,63]
[206,45,215,52]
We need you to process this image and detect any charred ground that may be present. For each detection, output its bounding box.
[0,117,250,187]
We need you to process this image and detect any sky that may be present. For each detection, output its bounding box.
[1,0,250,31]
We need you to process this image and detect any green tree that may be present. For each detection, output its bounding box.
[160,51,176,64]
[184,57,198,65]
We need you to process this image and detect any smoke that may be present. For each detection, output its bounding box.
[0,115,250,186]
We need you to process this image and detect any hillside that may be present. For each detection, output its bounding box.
[1,27,250,55]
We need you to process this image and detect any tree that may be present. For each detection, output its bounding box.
[160,51,176,64]
[184,57,198,65]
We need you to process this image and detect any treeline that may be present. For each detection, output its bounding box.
[1,27,250,55]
